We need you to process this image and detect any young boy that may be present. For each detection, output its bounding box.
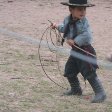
[51,0,106,103]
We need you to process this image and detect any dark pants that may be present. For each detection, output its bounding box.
[64,45,98,80]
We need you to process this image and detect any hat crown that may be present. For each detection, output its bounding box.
[69,0,87,4]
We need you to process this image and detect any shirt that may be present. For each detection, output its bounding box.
[57,15,93,47]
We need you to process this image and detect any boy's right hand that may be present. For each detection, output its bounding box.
[50,23,57,29]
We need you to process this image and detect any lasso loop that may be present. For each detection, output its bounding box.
[46,27,68,87]
[38,26,68,90]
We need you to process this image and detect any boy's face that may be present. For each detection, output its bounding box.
[69,6,86,20]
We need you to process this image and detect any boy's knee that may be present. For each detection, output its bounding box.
[82,71,97,80]
[64,73,75,78]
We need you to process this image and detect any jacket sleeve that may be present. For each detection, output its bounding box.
[74,18,92,46]
[57,16,69,33]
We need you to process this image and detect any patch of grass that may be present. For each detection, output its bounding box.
[0,37,112,112]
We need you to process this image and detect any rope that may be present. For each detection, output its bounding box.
[45,27,68,88]
[38,26,67,90]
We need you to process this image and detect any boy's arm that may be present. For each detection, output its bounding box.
[57,23,65,33]
[74,19,92,47]
[57,16,69,33]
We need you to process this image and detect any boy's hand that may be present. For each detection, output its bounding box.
[66,39,75,47]
[50,23,57,29]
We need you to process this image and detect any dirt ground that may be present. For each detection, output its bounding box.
[0,0,112,112]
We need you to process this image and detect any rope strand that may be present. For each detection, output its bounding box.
[38,26,67,89]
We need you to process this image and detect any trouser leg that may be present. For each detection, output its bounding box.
[64,76,82,96]
[88,76,106,103]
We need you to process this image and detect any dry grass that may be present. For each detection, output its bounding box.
[0,36,112,112]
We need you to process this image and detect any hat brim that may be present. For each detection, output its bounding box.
[61,2,95,7]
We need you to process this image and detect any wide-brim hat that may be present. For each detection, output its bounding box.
[61,0,95,7]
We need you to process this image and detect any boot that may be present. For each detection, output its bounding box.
[64,77,82,96]
[88,76,106,103]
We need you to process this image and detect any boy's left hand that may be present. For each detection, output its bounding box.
[66,39,75,47]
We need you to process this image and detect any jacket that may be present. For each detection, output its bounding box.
[57,15,93,47]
